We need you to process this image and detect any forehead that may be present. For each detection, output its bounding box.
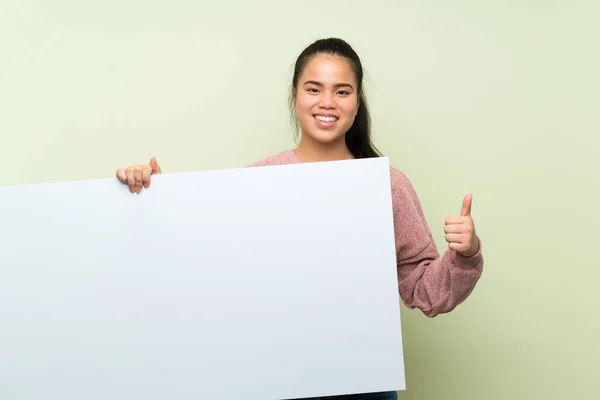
[300,54,356,84]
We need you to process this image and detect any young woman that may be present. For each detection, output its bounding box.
[116,38,484,400]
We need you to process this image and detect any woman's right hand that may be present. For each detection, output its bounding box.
[116,157,162,193]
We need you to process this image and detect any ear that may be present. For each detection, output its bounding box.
[291,87,297,106]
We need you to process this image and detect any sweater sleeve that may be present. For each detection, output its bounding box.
[390,169,484,318]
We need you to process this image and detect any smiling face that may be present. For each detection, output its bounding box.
[292,53,360,148]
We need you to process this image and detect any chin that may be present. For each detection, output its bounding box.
[310,135,344,145]
[306,130,345,145]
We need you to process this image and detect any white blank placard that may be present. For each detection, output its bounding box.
[0,157,405,399]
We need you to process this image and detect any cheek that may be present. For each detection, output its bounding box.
[341,99,359,118]
[295,95,316,114]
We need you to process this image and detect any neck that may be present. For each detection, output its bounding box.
[294,135,354,163]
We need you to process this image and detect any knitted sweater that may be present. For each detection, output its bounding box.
[248,150,483,318]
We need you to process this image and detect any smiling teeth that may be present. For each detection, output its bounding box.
[315,115,337,122]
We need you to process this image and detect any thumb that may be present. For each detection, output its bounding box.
[116,168,127,183]
[149,156,162,174]
[460,194,472,216]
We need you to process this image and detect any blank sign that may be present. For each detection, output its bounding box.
[0,158,405,399]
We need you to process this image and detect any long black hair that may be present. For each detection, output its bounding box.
[290,37,382,159]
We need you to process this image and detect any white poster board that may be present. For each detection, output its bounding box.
[0,158,405,399]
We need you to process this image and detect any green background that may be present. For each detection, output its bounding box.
[2,1,598,399]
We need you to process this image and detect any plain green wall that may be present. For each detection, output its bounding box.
[1,1,599,399]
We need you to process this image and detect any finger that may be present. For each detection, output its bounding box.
[133,165,143,193]
[444,224,464,234]
[460,194,472,217]
[448,242,468,253]
[445,233,465,244]
[445,216,469,225]
[150,157,162,174]
[126,166,136,193]
[142,164,152,188]
[116,168,127,183]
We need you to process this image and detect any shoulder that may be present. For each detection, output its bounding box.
[388,165,418,199]
[245,150,300,168]
[388,164,428,221]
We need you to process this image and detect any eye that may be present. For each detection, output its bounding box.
[337,90,350,96]
[306,87,319,93]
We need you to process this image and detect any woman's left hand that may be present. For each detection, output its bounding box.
[444,194,479,257]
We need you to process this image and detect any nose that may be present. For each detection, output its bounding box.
[318,92,337,109]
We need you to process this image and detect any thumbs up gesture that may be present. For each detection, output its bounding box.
[444,194,479,257]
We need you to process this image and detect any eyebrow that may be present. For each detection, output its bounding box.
[303,80,354,90]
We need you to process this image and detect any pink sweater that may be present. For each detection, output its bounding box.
[248,150,483,318]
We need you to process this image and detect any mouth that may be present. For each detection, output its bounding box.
[314,115,338,123]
